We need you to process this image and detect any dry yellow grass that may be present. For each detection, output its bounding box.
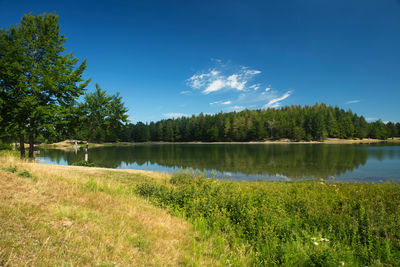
[0,154,228,266]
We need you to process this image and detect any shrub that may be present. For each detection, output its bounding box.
[0,142,12,151]
[71,160,97,167]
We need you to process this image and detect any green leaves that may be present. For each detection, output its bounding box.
[0,13,89,156]
[78,83,129,142]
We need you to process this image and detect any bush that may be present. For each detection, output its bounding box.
[71,160,97,167]
[0,142,12,151]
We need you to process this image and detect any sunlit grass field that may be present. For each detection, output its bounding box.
[1,150,399,266]
[0,152,233,266]
[138,172,400,266]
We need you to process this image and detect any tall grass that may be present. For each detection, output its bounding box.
[137,172,400,266]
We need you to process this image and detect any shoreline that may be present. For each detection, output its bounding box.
[39,137,400,149]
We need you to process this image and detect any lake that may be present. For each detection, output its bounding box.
[36,143,400,182]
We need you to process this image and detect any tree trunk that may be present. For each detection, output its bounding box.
[19,134,25,160]
[28,132,34,159]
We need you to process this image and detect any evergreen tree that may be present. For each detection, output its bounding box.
[123,104,397,143]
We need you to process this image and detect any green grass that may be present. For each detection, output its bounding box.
[0,154,244,266]
[1,150,399,266]
[137,171,400,266]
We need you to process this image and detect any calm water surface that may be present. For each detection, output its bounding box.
[36,143,400,182]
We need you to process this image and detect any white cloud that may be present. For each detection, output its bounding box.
[244,69,261,75]
[186,60,293,112]
[249,84,260,90]
[210,100,232,105]
[227,74,246,91]
[263,91,292,108]
[187,65,261,94]
[346,99,361,104]
[204,79,226,94]
[163,113,188,118]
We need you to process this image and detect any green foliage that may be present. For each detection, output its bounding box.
[75,83,129,143]
[1,166,17,173]
[71,160,97,167]
[17,169,33,178]
[0,13,89,158]
[122,103,399,143]
[0,141,12,150]
[137,172,400,266]
[13,169,37,181]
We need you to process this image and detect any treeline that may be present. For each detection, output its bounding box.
[121,104,400,142]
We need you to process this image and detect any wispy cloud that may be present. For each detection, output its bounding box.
[346,99,361,104]
[163,113,188,118]
[210,100,232,105]
[263,91,292,108]
[249,84,260,90]
[186,60,293,112]
[187,66,261,94]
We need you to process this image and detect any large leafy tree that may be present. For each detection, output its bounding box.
[79,83,129,142]
[0,13,90,159]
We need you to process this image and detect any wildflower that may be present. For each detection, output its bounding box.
[319,238,330,242]
[311,237,317,241]
[338,261,345,266]
[313,241,319,246]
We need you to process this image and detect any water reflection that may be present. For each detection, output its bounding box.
[37,144,400,181]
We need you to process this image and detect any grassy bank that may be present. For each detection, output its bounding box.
[1,152,399,266]
[137,172,400,266]
[0,152,239,266]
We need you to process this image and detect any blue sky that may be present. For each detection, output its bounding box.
[1,0,400,123]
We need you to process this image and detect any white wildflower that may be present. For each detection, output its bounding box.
[313,241,319,246]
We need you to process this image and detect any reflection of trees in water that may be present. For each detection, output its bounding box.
[40,144,400,178]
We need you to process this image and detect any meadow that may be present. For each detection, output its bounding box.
[137,172,400,266]
[1,151,399,266]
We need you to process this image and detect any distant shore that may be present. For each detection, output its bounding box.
[37,137,400,150]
